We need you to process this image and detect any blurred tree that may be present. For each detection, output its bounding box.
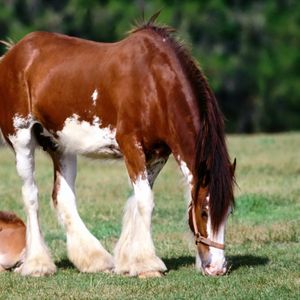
[0,0,299,132]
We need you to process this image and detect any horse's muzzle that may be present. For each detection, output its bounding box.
[202,261,227,276]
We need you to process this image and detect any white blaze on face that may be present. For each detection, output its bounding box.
[91,89,98,106]
[56,114,121,158]
[195,195,228,276]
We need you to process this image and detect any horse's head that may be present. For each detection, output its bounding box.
[189,159,236,276]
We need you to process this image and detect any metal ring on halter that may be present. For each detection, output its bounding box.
[190,202,225,250]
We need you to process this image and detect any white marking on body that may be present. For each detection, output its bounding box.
[91,89,98,106]
[12,114,33,129]
[114,173,166,275]
[8,116,56,276]
[54,153,113,272]
[180,160,193,186]
[0,129,5,144]
[56,114,121,158]
[179,158,194,206]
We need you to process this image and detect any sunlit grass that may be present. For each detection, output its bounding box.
[0,133,299,299]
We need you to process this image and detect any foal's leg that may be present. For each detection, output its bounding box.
[9,127,56,276]
[114,138,167,277]
[50,152,113,272]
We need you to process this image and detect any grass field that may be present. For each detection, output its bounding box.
[0,133,299,299]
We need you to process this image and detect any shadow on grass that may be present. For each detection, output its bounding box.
[163,255,269,272]
[228,255,269,272]
[56,254,269,273]
[56,258,74,270]
[164,256,194,270]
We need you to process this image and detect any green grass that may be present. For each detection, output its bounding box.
[0,133,299,299]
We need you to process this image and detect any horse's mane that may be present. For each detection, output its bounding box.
[131,12,235,233]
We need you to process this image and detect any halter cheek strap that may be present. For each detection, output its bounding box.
[191,203,225,250]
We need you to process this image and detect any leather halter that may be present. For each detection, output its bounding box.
[190,202,225,250]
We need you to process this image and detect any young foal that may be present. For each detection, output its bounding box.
[0,18,235,277]
[0,211,26,272]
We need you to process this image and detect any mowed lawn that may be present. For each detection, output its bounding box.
[0,133,299,299]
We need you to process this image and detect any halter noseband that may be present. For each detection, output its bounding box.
[190,202,225,250]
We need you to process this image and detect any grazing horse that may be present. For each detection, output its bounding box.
[0,15,235,277]
[0,211,26,272]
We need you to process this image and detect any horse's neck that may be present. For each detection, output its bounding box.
[166,113,198,180]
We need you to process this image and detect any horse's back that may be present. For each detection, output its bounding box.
[0,31,133,124]
[0,29,183,154]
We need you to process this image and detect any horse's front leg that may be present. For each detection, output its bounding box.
[114,136,167,277]
[9,126,56,276]
[50,152,113,272]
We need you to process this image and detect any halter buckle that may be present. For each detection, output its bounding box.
[194,232,225,250]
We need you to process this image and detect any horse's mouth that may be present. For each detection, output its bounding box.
[201,261,228,276]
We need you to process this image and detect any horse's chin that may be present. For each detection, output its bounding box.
[201,264,227,276]
[196,252,226,276]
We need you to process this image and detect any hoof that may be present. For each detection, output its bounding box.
[102,268,113,274]
[67,233,114,273]
[17,257,56,277]
[138,271,164,278]
[71,251,114,273]
[114,253,167,276]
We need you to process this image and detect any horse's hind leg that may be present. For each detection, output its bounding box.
[49,151,113,272]
[114,136,167,277]
[8,124,56,276]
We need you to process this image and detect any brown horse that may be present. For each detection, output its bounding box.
[0,211,26,272]
[0,15,235,277]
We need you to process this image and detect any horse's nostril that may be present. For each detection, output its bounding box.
[204,264,227,276]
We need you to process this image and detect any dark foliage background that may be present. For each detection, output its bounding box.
[1,0,299,133]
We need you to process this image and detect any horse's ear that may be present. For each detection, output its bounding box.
[231,158,237,176]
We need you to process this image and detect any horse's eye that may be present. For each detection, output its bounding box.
[201,210,208,219]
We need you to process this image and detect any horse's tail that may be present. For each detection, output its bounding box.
[195,76,234,234]
[0,39,15,60]
[0,39,15,144]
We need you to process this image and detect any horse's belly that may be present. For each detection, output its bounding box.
[55,115,122,158]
